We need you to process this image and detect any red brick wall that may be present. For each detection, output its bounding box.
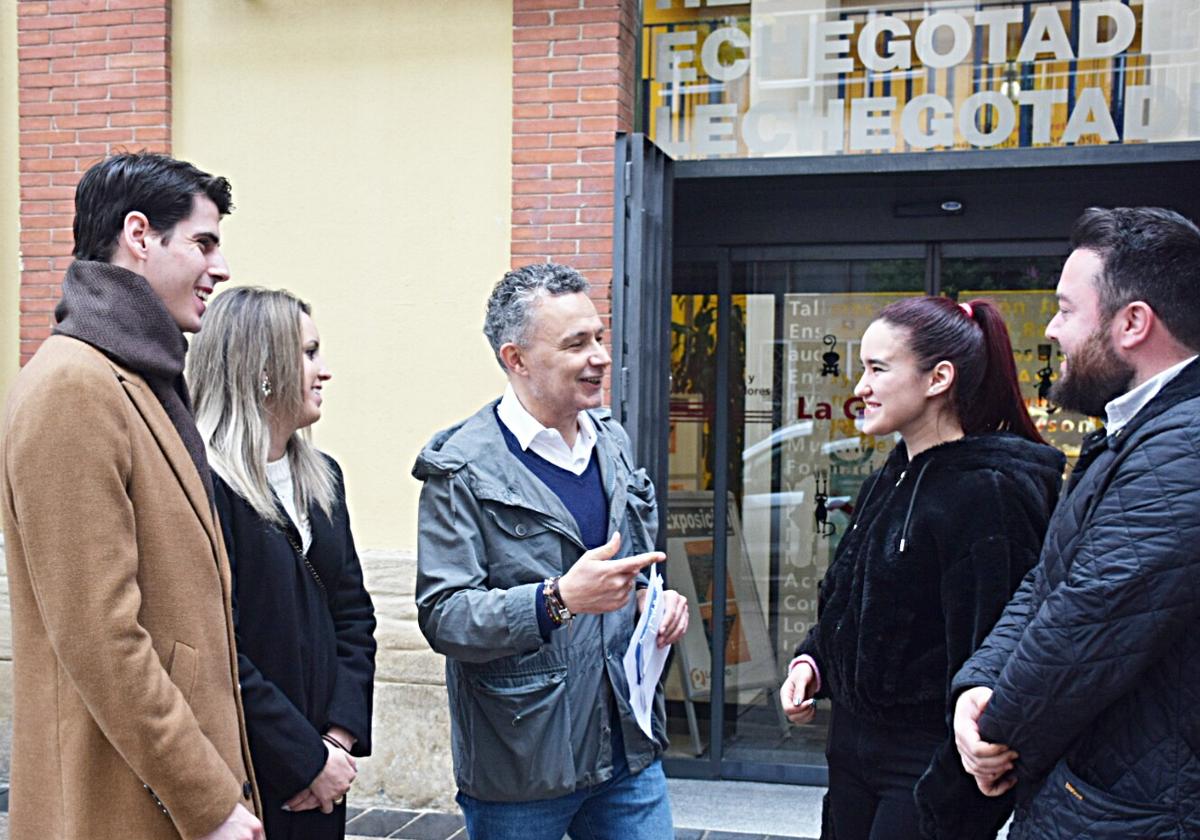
[511,0,639,323]
[16,0,170,364]
[16,1,636,361]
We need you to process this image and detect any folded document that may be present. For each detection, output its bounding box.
[623,564,670,739]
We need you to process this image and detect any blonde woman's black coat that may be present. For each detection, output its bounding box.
[213,458,376,838]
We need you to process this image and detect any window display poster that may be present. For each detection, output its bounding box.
[664,491,778,700]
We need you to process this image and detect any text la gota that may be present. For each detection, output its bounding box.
[654,1,1198,155]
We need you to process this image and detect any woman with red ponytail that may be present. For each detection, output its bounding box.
[780,297,1064,840]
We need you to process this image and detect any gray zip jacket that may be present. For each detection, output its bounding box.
[412,400,667,802]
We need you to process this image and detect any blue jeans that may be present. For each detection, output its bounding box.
[456,759,673,840]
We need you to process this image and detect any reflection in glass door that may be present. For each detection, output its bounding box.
[942,244,1098,462]
[661,243,1081,784]
[727,260,925,771]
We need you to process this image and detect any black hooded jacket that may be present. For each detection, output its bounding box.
[797,432,1063,839]
[796,432,1063,735]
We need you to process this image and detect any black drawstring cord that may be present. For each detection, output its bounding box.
[898,459,933,554]
[851,470,884,532]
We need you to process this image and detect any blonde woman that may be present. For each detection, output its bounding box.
[188,287,376,840]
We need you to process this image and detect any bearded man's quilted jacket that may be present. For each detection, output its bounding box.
[954,359,1200,839]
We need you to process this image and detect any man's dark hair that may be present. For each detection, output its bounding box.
[72,152,234,262]
[1070,207,1200,351]
[483,263,590,371]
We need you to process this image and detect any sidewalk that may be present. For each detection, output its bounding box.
[0,779,821,839]
[338,778,820,839]
[0,779,1011,838]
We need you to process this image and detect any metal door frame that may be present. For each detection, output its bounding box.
[612,132,674,512]
[612,137,1084,787]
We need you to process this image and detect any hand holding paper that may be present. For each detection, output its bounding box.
[638,584,689,648]
[624,565,688,739]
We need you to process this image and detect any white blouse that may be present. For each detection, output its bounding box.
[266,456,312,553]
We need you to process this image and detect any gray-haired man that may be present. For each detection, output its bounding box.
[413,263,688,839]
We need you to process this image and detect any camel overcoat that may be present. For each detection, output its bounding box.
[0,335,260,839]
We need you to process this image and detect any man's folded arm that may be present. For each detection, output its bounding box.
[977,447,1200,783]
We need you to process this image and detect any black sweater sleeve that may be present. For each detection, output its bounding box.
[791,469,884,699]
[940,533,1042,711]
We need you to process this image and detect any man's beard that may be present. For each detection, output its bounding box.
[1049,325,1135,418]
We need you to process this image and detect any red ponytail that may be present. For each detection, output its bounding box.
[877,296,1044,444]
[963,298,1044,443]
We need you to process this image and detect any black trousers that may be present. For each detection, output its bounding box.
[261,794,348,840]
[824,706,944,840]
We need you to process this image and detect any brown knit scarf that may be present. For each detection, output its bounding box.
[53,260,214,507]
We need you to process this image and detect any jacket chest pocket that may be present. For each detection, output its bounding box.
[484,508,564,582]
[621,467,657,555]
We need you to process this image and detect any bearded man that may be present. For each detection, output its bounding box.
[950,207,1200,839]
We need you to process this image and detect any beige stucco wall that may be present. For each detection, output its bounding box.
[172,0,512,554]
[0,0,19,407]
[169,0,513,810]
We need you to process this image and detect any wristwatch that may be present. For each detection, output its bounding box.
[543,576,573,626]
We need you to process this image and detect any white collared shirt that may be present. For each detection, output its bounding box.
[497,383,597,475]
[1104,355,1198,437]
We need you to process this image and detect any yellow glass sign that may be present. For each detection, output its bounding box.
[644,0,1200,158]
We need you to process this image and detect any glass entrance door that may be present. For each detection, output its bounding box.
[661,242,1083,784]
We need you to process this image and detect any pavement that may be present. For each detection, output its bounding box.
[0,779,1014,838]
[0,778,821,839]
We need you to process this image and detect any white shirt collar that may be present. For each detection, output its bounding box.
[497,383,597,475]
[1104,355,1198,436]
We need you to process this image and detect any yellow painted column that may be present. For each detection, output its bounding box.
[173,1,513,552]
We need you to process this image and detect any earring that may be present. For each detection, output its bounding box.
[260,375,272,398]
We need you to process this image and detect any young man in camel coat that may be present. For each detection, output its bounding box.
[1,153,263,839]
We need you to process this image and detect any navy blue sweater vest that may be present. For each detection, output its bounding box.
[497,413,609,550]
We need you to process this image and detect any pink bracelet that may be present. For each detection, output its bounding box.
[788,654,821,695]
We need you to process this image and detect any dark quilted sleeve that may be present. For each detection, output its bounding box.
[977,423,1200,784]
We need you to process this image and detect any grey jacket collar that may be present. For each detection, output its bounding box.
[413,399,631,549]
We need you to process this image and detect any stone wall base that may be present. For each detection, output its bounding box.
[0,536,456,810]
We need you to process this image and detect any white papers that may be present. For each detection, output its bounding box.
[623,564,670,739]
